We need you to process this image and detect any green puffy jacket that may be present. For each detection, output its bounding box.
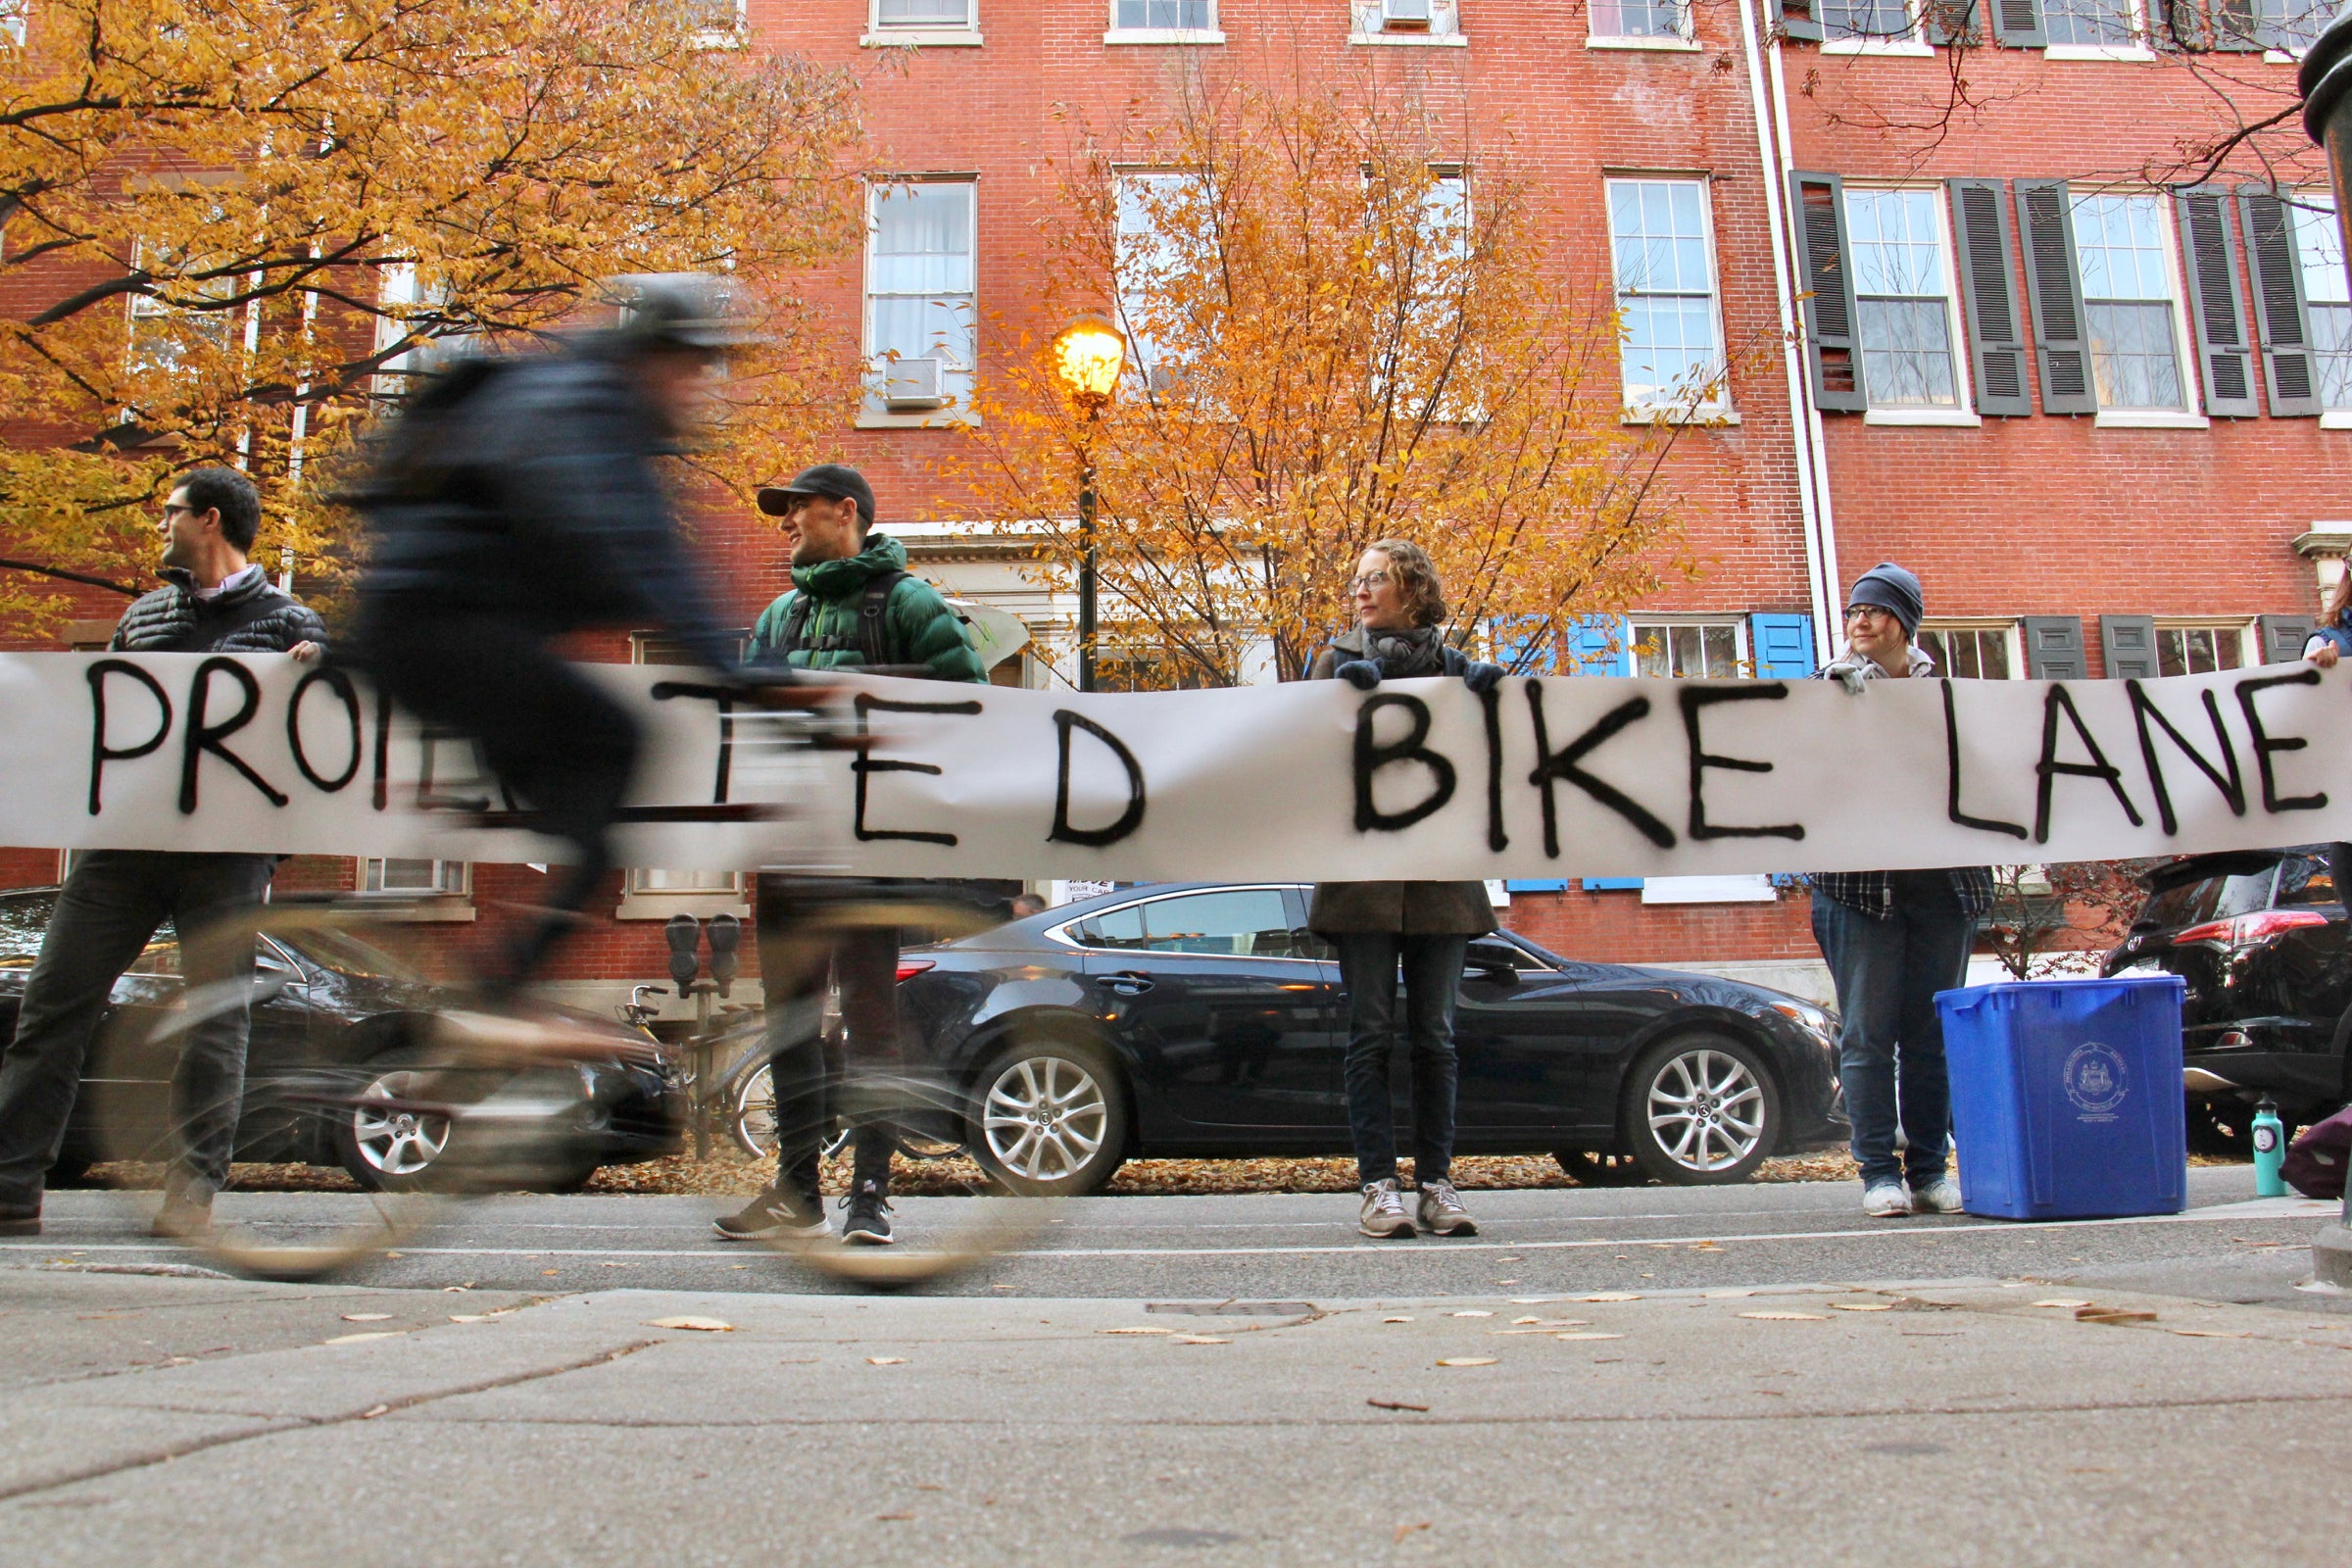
[744,532,986,683]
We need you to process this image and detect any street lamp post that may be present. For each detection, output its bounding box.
[1050,318,1126,693]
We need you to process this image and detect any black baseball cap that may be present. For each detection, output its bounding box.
[758,464,875,525]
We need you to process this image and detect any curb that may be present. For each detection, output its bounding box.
[2313,1222,2352,1288]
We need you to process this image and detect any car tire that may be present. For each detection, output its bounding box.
[968,1035,1130,1198]
[1620,1033,1782,1187]
[333,1053,455,1193]
[1553,1150,1647,1187]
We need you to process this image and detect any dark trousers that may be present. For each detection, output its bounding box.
[1810,878,1977,1188]
[0,850,274,1207]
[359,609,639,997]
[756,883,902,1195]
[1331,930,1468,1187]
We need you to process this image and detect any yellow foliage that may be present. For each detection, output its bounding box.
[956,70,1702,687]
[0,0,865,630]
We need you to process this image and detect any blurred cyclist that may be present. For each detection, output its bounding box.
[352,274,751,1007]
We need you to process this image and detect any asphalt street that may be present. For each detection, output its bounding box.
[6,1168,2349,1566]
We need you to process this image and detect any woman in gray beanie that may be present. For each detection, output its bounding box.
[1809,563,1993,1217]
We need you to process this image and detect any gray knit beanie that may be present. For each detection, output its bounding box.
[1847,563,1924,637]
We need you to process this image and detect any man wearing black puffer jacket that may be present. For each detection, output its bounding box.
[0,466,326,1240]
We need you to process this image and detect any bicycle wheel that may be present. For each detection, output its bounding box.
[94,898,660,1281]
[741,884,1054,1289]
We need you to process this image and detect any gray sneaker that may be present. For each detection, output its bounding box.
[1416,1179,1479,1237]
[1908,1176,1963,1214]
[1358,1178,1415,1239]
[1863,1180,1911,1218]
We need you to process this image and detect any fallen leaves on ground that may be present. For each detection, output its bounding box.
[646,1316,734,1332]
[1739,1311,1829,1321]
[866,1356,907,1365]
[1368,1397,1430,1412]
[339,1313,392,1322]
[1436,1357,1497,1367]
[323,1331,403,1345]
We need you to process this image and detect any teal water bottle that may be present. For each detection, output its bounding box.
[2252,1097,2287,1198]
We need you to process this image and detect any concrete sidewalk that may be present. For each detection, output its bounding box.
[5,1263,2349,1565]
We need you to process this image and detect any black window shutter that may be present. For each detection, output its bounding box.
[1991,0,2045,46]
[2022,615,2086,679]
[1924,0,1978,43]
[1790,172,1867,412]
[2237,186,2323,417]
[2014,179,2097,415]
[1770,0,1824,40]
[2258,613,2313,664]
[1947,178,2034,416]
[2098,614,2160,679]
[2174,186,2259,417]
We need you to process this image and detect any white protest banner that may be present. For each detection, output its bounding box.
[1,650,2345,881]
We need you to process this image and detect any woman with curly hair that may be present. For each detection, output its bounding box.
[1305,539,1503,1239]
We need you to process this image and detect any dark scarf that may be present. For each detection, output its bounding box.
[1337,624,1450,679]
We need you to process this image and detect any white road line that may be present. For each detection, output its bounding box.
[0,1199,2322,1262]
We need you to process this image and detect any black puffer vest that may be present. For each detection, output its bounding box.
[110,567,328,654]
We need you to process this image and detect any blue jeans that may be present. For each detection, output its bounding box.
[0,850,274,1207]
[1331,931,1468,1187]
[1810,882,1976,1189]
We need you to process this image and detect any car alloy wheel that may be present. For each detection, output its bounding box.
[984,1054,1108,1183]
[1624,1034,1781,1186]
[346,1066,452,1186]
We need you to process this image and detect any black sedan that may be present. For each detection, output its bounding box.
[0,886,680,1191]
[894,882,1846,1195]
[2102,845,2352,1143]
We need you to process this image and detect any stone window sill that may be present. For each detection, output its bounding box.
[862,28,984,45]
[1102,27,1225,43]
[1347,30,1468,44]
[2042,42,2154,60]
[856,406,980,429]
[1586,33,1701,49]
[1864,406,1982,426]
[1821,34,1932,54]
[2319,410,2352,429]
[1623,407,1740,426]
[354,896,477,924]
[2092,409,2208,429]
[614,893,751,921]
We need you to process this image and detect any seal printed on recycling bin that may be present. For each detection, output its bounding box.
[2063,1041,2130,1123]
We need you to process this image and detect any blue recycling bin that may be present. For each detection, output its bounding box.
[1935,975,2187,1220]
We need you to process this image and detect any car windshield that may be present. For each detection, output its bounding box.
[295,927,423,981]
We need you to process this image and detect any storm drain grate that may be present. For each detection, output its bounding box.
[1145,1300,1315,1317]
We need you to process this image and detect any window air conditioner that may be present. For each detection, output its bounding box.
[1382,0,1432,28]
[883,356,947,410]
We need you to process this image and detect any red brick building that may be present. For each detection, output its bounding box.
[8,0,2347,1008]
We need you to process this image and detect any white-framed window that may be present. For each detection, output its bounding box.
[1844,186,1966,412]
[627,868,743,896]
[1630,617,1746,678]
[362,858,468,897]
[1821,0,1924,48]
[630,629,750,665]
[2154,621,2252,677]
[1589,0,1693,42]
[1107,0,1218,36]
[2069,192,2190,414]
[686,0,745,41]
[1605,176,1731,416]
[2290,195,2352,413]
[1349,0,1466,41]
[0,0,26,45]
[2042,0,2146,54]
[2246,0,2328,51]
[125,236,235,377]
[1115,171,1204,391]
[1917,620,2020,679]
[876,0,973,24]
[863,179,976,420]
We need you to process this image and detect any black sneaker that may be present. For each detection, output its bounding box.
[840,1180,894,1246]
[0,1204,38,1238]
[712,1184,830,1242]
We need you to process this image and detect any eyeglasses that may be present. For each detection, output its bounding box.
[1844,605,1895,623]
[161,502,199,520]
[1349,571,1393,594]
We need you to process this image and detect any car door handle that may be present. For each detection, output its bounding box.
[1100,972,1156,996]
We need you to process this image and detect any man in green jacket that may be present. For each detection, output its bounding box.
[717,465,985,1248]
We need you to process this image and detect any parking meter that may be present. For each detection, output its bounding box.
[663,913,703,989]
[707,913,741,999]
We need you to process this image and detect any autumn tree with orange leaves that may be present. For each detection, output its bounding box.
[0,0,865,632]
[956,74,1702,689]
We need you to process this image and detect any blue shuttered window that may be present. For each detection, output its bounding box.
[1749,612,1818,678]
[1568,614,1627,675]
[1583,876,1644,890]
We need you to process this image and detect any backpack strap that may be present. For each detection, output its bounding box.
[857,569,909,665]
